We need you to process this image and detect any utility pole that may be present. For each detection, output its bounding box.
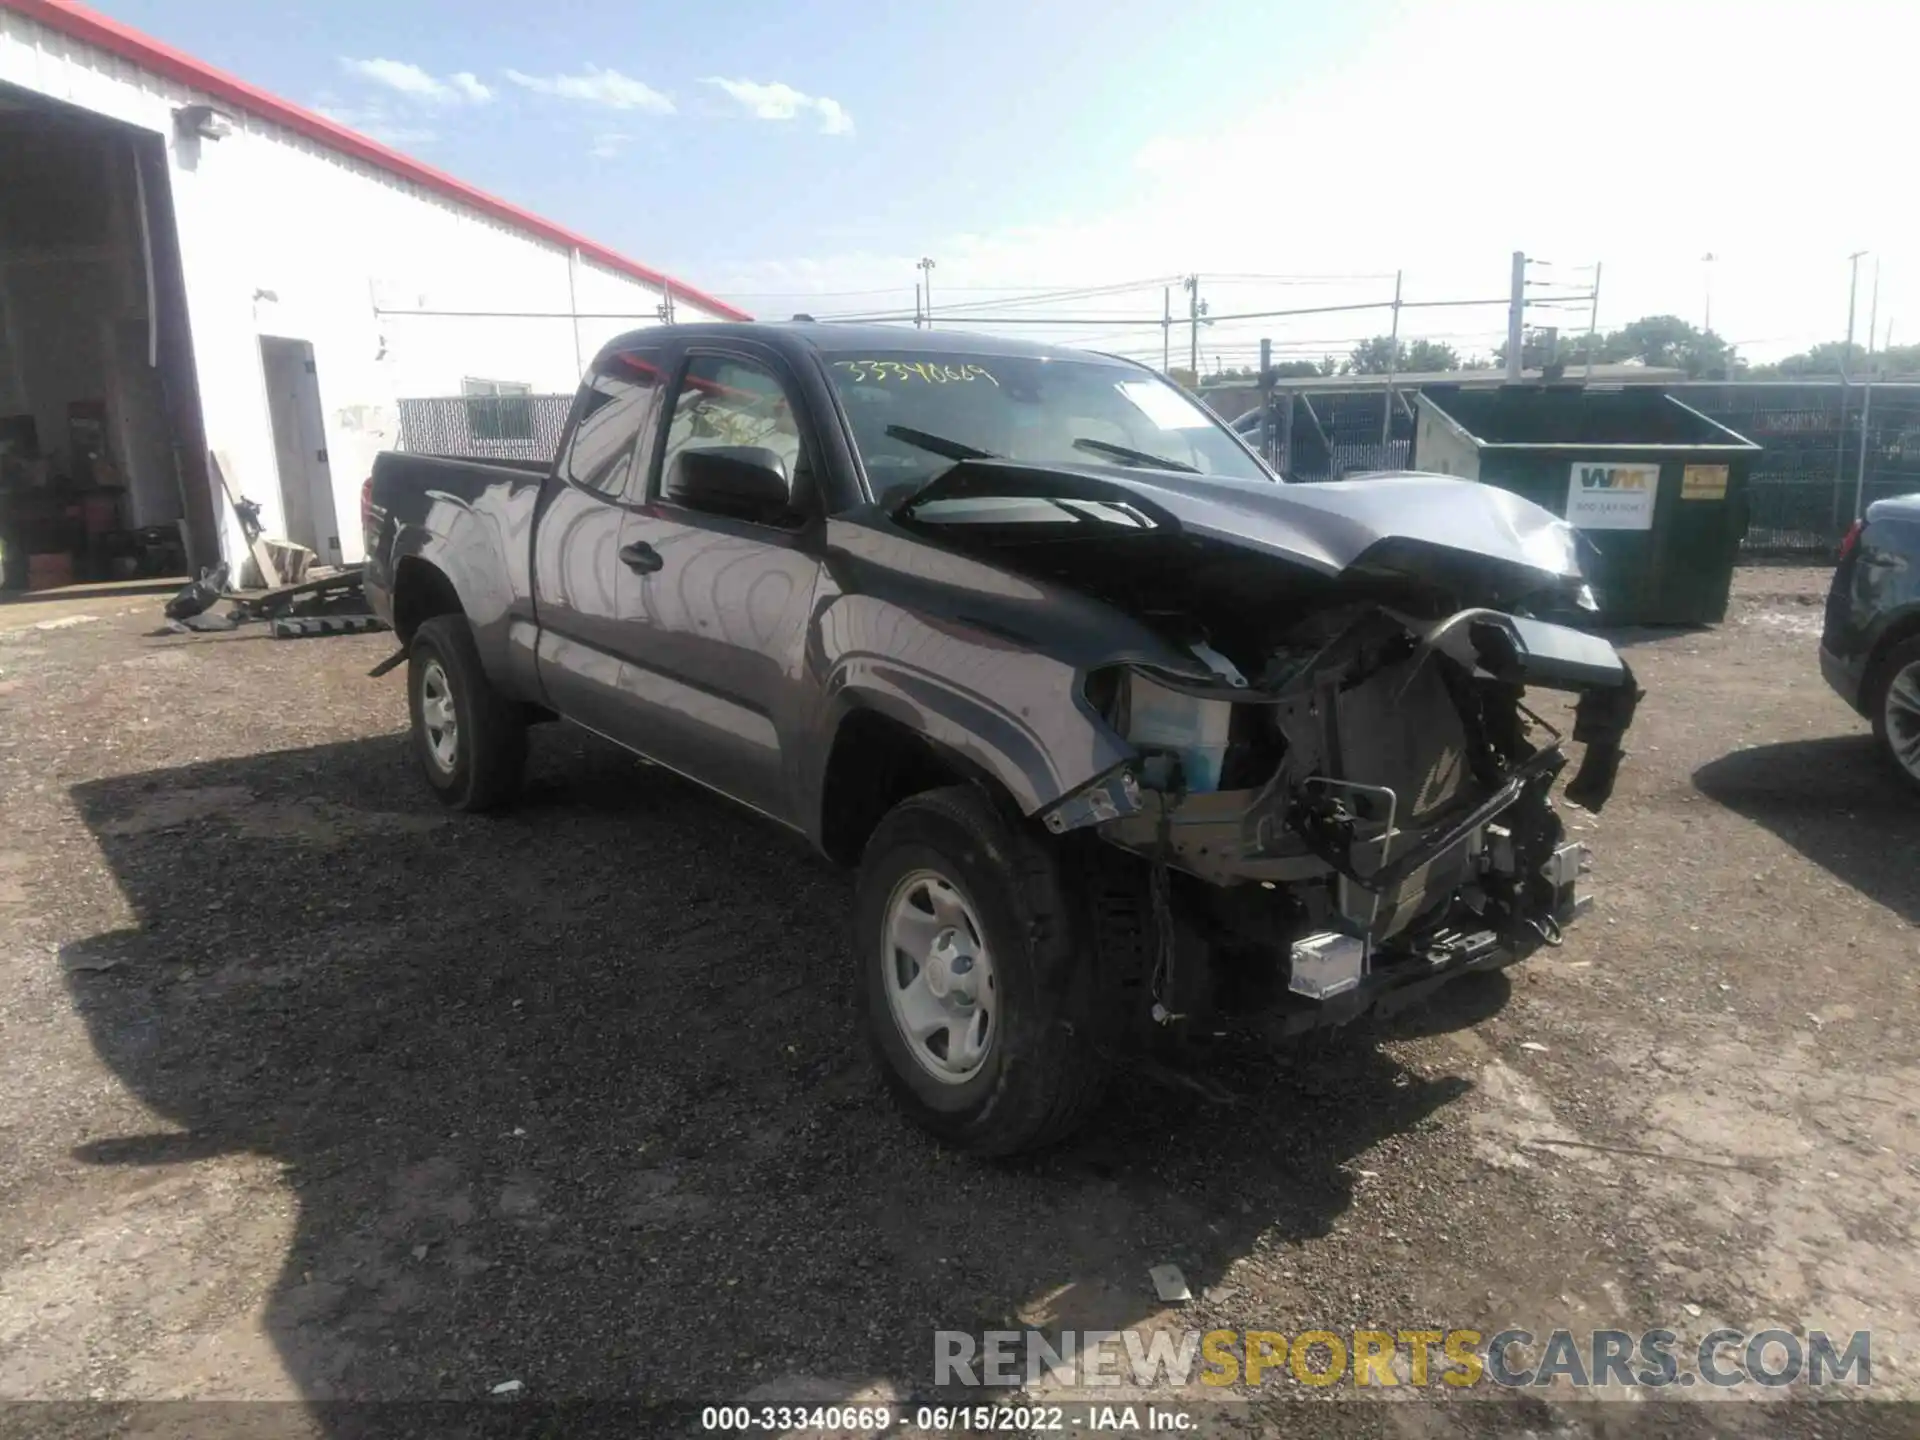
[1183,274,1205,379]
[917,257,936,327]
[1857,256,1883,523]
[1843,251,1865,368]
[1702,252,1715,333]
[1836,250,1867,526]
[1584,261,1603,380]
[1162,286,1171,373]
[1275,376,1294,478]
[1381,269,1403,446]
[1259,337,1275,464]
[566,246,584,377]
[1505,250,1527,381]
[1855,374,1874,523]
[1867,257,1881,362]
[913,282,923,329]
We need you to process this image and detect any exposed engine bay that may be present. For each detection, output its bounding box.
[1043,599,1640,1036]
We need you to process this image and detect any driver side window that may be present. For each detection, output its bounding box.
[657,354,810,511]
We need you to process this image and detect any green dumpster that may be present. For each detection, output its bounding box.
[1410,384,1761,625]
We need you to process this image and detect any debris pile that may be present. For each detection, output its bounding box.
[163,467,387,639]
[163,563,387,638]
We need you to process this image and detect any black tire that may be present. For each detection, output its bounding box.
[407,615,527,812]
[1869,637,1920,795]
[853,784,1111,1155]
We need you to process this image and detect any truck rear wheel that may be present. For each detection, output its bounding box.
[853,785,1110,1154]
[407,615,526,812]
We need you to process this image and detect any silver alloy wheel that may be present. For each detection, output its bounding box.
[1887,659,1920,780]
[419,658,459,773]
[882,868,997,1085]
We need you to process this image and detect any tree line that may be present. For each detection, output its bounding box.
[1197,315,1920,386]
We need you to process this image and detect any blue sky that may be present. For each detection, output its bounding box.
[90,0,1920,364]
[94,1,1371,293]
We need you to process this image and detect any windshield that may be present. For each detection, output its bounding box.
[821,350,1272,502]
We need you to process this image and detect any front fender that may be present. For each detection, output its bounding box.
[824,663,1131,820]
[807,595,1137,820]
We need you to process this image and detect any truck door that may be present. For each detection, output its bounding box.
[611,345,826,829]
[530,349,665,743]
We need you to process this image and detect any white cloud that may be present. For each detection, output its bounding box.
[812,97,854,137]
[705,78,806,120]
[341,57,492,106]
[505,65,674,113]
[449,71,493,103]
[704,77,853,136]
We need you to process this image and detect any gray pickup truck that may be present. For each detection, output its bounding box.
[363,322,1640,1154]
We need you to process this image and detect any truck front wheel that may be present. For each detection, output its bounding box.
[853,785,1110,1154]
[407,615,526,811]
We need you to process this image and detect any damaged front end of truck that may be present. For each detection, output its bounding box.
[897,464,1642,1041]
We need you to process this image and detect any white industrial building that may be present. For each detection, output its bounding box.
[0,0,744,582]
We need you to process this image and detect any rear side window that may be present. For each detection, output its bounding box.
[560,350,666,498]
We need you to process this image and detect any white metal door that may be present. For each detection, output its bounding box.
[260,337,341,563]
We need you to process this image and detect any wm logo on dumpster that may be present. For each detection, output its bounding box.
[1578,465,1650,491]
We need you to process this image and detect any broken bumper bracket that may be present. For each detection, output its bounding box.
[1041,765,1145,835]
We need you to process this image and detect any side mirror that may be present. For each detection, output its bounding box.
[665,446,792,525]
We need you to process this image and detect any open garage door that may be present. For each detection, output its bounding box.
[0,83,217,590]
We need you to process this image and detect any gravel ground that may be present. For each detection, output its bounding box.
[0,570,1915,1438]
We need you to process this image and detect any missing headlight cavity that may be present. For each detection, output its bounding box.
[1085,602,1636,970]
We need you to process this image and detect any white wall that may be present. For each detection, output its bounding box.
[0,8,731,566]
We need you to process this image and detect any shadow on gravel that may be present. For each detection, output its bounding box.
[60,727,1480,1408]
[1693,735,1920,926]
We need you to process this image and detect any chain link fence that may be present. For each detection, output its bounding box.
[397,394,573,462]
[1672,383,1920,555]
[1247,389,1415,481]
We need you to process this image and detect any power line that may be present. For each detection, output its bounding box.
[821,275,1177,314]
[940,281,1177,292]
[823,312,1170,327]
[807,283,1599,332]
[922,284,1171,318]
[819,277,1178,323]
[711,285,907,300]
[696,259,1600,377]
[1204,272,1401,284]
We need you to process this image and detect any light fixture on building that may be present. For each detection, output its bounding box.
[173,103,234,141]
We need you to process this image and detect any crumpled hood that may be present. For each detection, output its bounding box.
[897,462,1585,592]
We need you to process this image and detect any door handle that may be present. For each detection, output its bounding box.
[619,541,663,574]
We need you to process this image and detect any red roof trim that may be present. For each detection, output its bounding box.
[5,0,752,321]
